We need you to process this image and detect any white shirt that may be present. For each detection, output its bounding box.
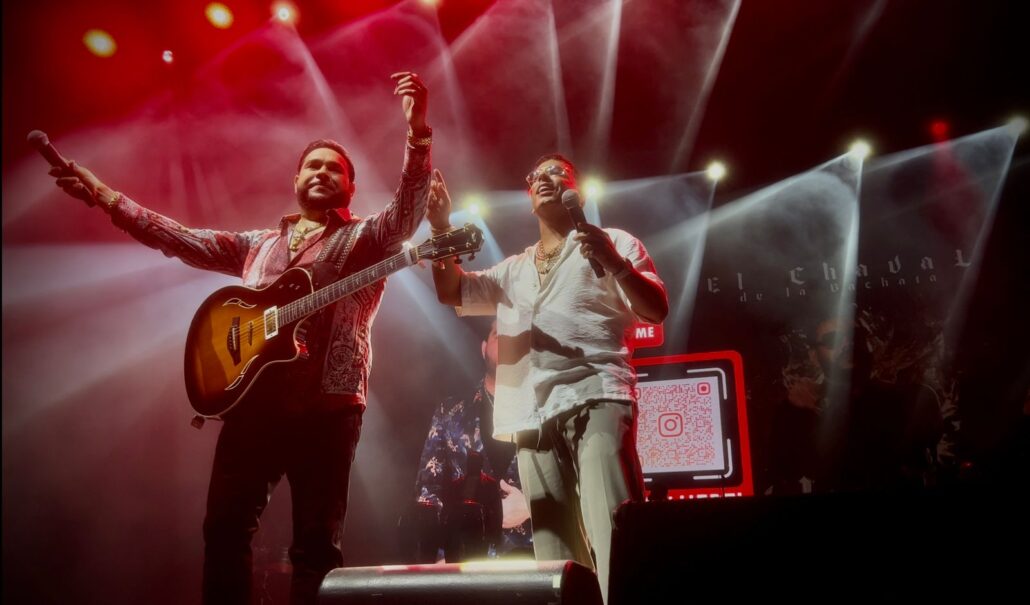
[458,228,664,439]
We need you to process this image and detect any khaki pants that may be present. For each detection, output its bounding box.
[516,401,644,604]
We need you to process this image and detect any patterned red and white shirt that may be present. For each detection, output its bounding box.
[105,142,431,413]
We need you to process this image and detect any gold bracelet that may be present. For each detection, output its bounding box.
[407,126,432,148]
[430,224,454,235]
[97,190,122,209]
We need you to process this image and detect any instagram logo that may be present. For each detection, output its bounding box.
[698,382,711,395]
[658,413,683,437]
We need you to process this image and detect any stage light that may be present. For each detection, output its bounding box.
[582,177,605,201]
[162,50,174,64]
[930,119,950,142]
[419,0,442,7]
[83,29,116,57]
[462,193,485,216]
[848,139,872,159]
[272,1,298,25]
[205,3,234,29]
[1007,115,1028,136]
[706,161,726,182]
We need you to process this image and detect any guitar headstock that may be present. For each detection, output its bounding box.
[419,223,484,263]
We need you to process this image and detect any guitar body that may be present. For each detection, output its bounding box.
[184,267,314,418]
[181,223,484,419]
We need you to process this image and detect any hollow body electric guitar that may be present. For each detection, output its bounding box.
[184,224,483,418]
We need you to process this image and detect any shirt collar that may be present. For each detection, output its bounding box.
[277,207,357,233]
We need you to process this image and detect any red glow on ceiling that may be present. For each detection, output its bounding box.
[930,119,951,142]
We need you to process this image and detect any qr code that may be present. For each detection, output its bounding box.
[637,377,725,473]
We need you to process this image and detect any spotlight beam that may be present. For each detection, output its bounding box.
[588,0,624,166]
[669,0,741,171]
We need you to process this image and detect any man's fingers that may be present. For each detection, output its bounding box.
[434,169,448,191]
[393,84,424,96]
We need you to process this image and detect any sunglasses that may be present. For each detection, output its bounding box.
[525,164,569,185]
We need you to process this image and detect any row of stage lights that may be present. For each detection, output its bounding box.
[458,120,1025,217]
[83,2,302,61]
[77,2,1025,219]
[83,1,445,61]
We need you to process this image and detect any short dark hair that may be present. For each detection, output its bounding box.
[297,139,356,182]
[531,153,578,182]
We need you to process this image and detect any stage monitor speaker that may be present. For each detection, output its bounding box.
[318,559,602,604]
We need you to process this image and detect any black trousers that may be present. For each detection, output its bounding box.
[201,405,362,605]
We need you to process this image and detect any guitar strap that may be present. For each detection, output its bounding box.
[316,218,363,276]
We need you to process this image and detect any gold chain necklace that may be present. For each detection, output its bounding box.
[534,236,565,274]
[289,219,326,252]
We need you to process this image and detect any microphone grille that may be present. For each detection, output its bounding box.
[561,189,580,208]
[27,130,49,148]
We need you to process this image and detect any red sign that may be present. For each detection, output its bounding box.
[629,322,664,348]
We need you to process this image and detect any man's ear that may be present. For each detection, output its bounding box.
[294,174,300,194]
[347,182,356,197]
[481,340,487,360]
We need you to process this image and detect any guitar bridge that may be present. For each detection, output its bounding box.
[227,317,241,365]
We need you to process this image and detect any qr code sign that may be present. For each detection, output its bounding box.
[637,377,725,474]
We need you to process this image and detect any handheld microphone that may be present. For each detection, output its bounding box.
[27,130,71,170]
[28,130,96,207]
[561,189,605,277]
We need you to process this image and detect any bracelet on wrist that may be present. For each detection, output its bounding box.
[97,190,121,210]
[407,126,433,148]
[430,224,454,235]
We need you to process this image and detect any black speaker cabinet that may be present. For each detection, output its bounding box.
[608,486,1027,602]
[318,559,602,604]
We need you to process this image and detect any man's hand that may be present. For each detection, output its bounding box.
[573,223,623,273]
[391,71,429,135]
[499,479,530,529]
[49,161,117,208]
[427,169,452,231]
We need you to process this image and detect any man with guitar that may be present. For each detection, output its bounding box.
[426,155,668,604]
[49,72,433,605]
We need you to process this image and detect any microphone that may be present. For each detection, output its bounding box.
[27,130,71,170]
[561,189,605,277]
[28,130,95,207]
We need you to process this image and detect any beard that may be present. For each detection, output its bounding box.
[297,185,350,212]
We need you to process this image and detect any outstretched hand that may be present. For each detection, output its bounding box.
[390,71,429,134]
[49,161,115,207]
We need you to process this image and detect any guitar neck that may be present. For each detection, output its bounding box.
[279,244,420,324]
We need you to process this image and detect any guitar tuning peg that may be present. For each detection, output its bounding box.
[468,253,476,261]
[454,258,462,265]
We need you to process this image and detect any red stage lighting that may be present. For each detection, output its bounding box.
[930,119,951,142]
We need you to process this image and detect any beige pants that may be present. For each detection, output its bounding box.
[516,401,644,604]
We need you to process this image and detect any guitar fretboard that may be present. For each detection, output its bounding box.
[277,242,431,324]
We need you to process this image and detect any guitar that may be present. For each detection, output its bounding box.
[184,224,483,418]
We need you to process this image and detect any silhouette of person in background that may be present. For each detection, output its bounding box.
[769,315,944,493]
[406,321,532,562]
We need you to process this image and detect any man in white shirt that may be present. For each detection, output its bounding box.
[426,154,668,603]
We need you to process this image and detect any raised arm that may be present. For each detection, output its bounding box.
[426,168,463,306]
[51,161,262,277]
[365,72,433,251]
